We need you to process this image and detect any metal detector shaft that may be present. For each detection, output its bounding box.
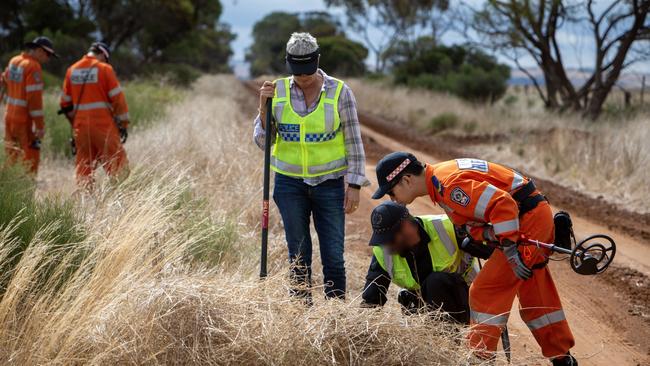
[521,238,572,255]
[260,98,273,278]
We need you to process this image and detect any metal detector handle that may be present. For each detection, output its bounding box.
[260,97,273,278]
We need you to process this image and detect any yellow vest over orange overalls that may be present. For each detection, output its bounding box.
[2,53,44,173]
[60,55,129,186]
[425,159,575,359]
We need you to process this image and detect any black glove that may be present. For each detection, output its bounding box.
[502,241,532,280]
[459,236,495,260]
[119,127,128,143]
[456,226,495,260]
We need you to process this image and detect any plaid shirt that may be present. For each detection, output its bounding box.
[253,69,369,187]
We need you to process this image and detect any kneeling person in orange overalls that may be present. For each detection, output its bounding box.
[372,152,577,366]
[60,42,129,188]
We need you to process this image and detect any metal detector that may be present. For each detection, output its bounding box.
[520,234,616,275]
[260,98,273,278]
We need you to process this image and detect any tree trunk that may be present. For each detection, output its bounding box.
[584,87,610,120]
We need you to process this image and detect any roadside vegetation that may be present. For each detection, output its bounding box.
[349,78,650,214]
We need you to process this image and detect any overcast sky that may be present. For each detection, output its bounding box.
[221,0,649,78]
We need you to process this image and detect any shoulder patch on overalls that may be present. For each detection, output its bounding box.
[450,187,471,207]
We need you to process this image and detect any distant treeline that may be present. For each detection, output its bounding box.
[248,11,510,103]
[0,0,234,86]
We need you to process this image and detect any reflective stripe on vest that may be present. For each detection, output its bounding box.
[382,246,394,276]
[462,256,480,283]
[270,77,347,178]
[431,218,457,259]
[471,310,509,327]
[524,310,566,331]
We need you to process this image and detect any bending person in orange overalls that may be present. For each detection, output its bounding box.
[372,152,576,366]
[2,37,58,174]
[60,42,129,189]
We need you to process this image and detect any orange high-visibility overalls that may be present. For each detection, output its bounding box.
[60,55,129,187]
[425,159,574,359]
[2,53,45,174]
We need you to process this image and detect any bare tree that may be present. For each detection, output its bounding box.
[470,0,650,120]
[325,0,449,72]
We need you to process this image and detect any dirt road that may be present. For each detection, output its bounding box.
[352,124,650,365]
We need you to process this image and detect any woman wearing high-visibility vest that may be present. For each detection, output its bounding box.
[253,32,369,302]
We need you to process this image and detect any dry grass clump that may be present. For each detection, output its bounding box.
[349,78,650,213]
[0,165,470,365]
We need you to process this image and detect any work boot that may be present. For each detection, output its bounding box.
[551,353,577,366]
[289,287,313,307]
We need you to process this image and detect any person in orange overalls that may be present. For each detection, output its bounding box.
[60,42,129,189]
[2,36,58,174]
[372,152,577,366]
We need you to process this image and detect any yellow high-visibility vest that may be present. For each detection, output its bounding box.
[372,215,480,290]
[270,77,347,178]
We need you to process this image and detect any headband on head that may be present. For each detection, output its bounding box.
[286,48,320,64]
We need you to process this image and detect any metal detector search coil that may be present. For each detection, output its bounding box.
[521,234,616,276]
[570,234,616,275]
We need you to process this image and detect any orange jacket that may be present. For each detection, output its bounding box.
[425,159,532,244]
[2,53,44,129]
[60,55,129,127]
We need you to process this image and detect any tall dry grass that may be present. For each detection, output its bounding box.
[0,75,491,365]
[349,78,650,213]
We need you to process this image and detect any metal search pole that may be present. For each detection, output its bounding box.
[260,98,273,278]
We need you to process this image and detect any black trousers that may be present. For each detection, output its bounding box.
[398,272,470,324]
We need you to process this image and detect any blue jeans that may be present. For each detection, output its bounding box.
[273,173,346,298]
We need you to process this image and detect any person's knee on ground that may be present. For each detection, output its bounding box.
[421,271,470,324]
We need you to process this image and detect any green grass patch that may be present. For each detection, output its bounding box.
[170,186,238,267]
[42,79,184,158]
[0,154,86,292]
[428,112,459,134]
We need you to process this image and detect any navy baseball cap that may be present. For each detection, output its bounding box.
[25,36,59,58]
[369,201,411,246]
[372,152,420,199]
[286,48,320,75]
[90,42,111,60]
